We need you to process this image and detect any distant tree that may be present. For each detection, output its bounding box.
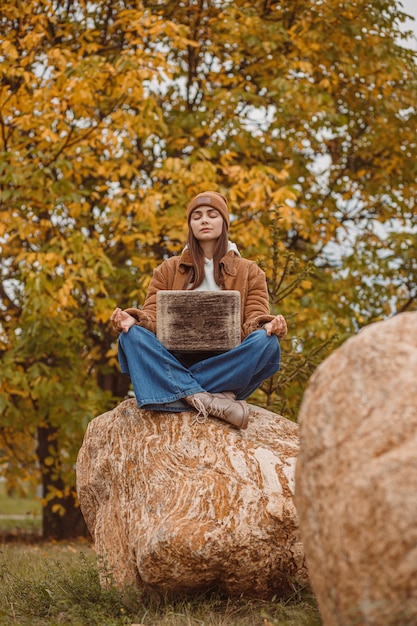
[0,0,416,537]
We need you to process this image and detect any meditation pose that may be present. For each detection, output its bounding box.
[111,191,287,429]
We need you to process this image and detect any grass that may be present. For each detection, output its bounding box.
[0,541,322,626]
[0,488,42,536]
[0,491,322,625]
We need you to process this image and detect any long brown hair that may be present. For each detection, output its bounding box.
[186,221,229,289]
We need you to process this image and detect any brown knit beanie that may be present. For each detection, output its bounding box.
[186,191,230,228]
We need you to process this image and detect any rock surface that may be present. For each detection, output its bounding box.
[76,400,306,598]
[295,312,417,626]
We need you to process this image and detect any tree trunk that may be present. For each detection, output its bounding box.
[36,370,129,539]
[37,425,89,540]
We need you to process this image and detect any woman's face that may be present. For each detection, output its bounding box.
[189,206,224,242]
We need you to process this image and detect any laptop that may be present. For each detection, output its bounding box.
[156,290,241,353]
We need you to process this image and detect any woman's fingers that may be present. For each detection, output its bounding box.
[111,309,136,333]
[264,315,287,338]
[111,308,123,329]
[275,315,287,338]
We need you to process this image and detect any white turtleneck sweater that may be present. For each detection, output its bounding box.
[192,241,240,291]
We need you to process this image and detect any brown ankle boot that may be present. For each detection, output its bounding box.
[185,392,249,430]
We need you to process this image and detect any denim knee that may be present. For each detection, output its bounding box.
[118,326,153,374]
[249,329,280,358]
[119,325,150,348]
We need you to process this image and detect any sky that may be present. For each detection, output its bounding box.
[399,0,417,49]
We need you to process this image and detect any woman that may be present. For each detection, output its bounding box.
[111,191,287,430]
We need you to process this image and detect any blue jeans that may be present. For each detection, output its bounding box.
[118,326,281,412]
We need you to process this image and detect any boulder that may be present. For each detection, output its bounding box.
[76,400,306,598]
[295,312,417,626]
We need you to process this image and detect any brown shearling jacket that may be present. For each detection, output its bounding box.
[124,249,276,339]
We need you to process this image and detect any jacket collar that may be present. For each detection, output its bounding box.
[178,248,239,276]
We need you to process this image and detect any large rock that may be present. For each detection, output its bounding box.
[76,400,306,598]
[295,312,417,626]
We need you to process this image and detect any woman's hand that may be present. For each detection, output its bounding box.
[110,307,136,333]
[263,315,287,339]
